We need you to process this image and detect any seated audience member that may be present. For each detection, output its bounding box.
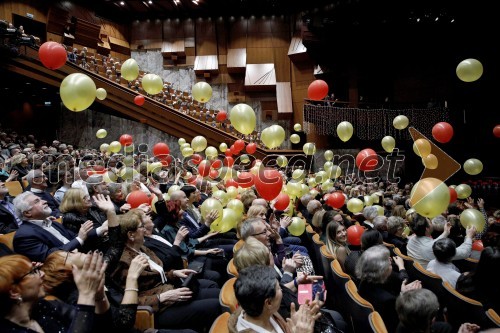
[311,209,327,235]
[12,191,99,262]
[344,229,383,281]
[361,206,378,230]
[240,189,257,213]
[26,169,61,218]
[456,246,500,313]
[355,245,421,332]
[325,221,350,271]
[0,176,23,233]
[0,252,106,333]
[386,216,408,254]
[373,215,389,238]
[53,170,74,204]
[9,153,29,180]
[306,199,323,224]
[395,289,455,333]
[427,238,462,288]
[391,204,407,219]
[71,167,90,196]
[407,213,476,269]
[107,182,128,214]
[228,265,322,333]
[320,210,351,243]
[110,208,221,332]
[431,215,447,239]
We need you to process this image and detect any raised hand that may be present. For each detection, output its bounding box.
[73,251,108,305]
[173,269,197,278]
[204,209,219,225]
[401,279,422,293]
[78,220,94,241]
[128,255,149,280]
[174,226,189,244]
[93,194,115,213]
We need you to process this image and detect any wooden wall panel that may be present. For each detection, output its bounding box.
[247,32,273,48]
[182,19,195,38]
[163,18,184,39]
[246,47,274,64]
[247,17,271,33]
[274,47,291,82]
[216,19,227,55]
[0,1,48,23]
[131,20,162,41]
[228,19,247,49]
[270,17,289,33]
[195,19,217,55]
[272,30,290,48]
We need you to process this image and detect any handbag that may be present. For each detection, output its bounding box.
[314,309,346,333]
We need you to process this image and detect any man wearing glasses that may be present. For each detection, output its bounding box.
[26,169,61,218]
[12,191,95,262]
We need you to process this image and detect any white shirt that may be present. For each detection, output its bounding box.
[148,234,173,247]
[427,260,461,288]
[27,219,70,244]
[407,234,472,269]
[236,311,284,333]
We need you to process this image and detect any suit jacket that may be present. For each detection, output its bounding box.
[13,220,96,262]
[178,210,210,239]
[30,190,61,218]
[0,200,19,234]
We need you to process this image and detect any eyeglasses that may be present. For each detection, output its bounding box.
[15,263,43,283]
[252,230,267,237]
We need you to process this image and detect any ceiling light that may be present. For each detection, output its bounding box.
[148,0,152,3]
[192,0,199,4]
[120,1,125,5]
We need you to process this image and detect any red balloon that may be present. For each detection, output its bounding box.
[274,193,290,210]
[198,160,211,177]
[326,191,345,209]
[119,134,133,147]
[472,240,484,252]
[346,224,365,246]
[246,142,257,154]
[209,169,219,179]
[237,171,254,188]
[432,122,454,143]
[39,41,67,70]
[127,190,150,208]
[225,179,238,188]
[254,168,283,201]
[153,142,170,157]
[223,156,234,167]
[355,148,379,171]
[216,110,227,122]
[191,154,203,165]
[225,148,233,157]
[211,159,222,169]
[449,187,458,203]
[134,95,145,106]
[493,125,500,138]
[307,79,329,101]
[234,140,245,152]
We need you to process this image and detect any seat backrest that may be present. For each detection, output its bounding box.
[220,277,238,313]
[209,312,230,333]
[441,281,488,331]
[485,308,500,327]
[227,258,238,277]
[312,233,325,276]
[5,181,23,197]
[319,244,335,308]
[393,247,418,281]
[383,241,396,256]
[412,261,446,307]
[345,279,375,333]
[0,231,16,251]
[233,239,244,253]
[330,259,352,319]
[369,311,389,333]
[452,257,479,273]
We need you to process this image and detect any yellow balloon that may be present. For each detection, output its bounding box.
[303,143,316,155]
[180,143,191,150]
[205,146,218,158]
[370,193,380,204]
[286,181,302,197]
[381,136,396,153]
[307,177,317,187]
[364,195,373,206]
[191,136,208,152]
[148,162,163,173]
[277,155,288,167]
[181,147,194,157]
[168,185,181,195]
[294,123,302,132]
[456,58,483,82]
[422,154,438,169]
[321,179,334,191]
[212,208,240,233]
[151,193,170,213]
[290,134,301,144]
[393,115,409,130]
[327,165,342,179]
[288,217,306,236]
[192,82,213,103]
[460,208,486,233]
[373,204,384,216]
[123,155,134,167]
[103,171,117,183]
[178,138,186,145]
[60,73,96,112]
[463,158,483,175]
[99,143,109,152]
[455,184,472,199]
[347,198,364,213]
[413,138,432,157]
[315,170,326,183]
[310,189,319,197]
[96,129,107,139]
[261,125,286,149]
[200,198,223,224]
[124,144,134,153]
[337,121,354,142]
[292,169,305,180]
[324,150,334,161]
[219,143,228,152]
[230,104,256,135]
[240,154,250,164]
[96,88,107,100]
[109,141,122,153]
[121,58,140,81]
[141,73,163,95]
[212,190,229,207]
[226,186,238,199]
[410,177,450,218]
[324,161,333,171]
[227,199,244,215]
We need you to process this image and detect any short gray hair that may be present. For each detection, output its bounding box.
[387,216,405,235]
[13,191,35,220]
[363,206,378,221]
[431,215,447,233]
[355,245,391,284]
[239,218,262,241]
[373,215,388,231]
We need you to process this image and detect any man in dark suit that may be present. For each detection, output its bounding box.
[12,191,95,262]
[0,176,23,233]
[26,169,61,218]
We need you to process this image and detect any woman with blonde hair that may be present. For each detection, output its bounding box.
[325,221,350,271]
[9,153,29,180]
